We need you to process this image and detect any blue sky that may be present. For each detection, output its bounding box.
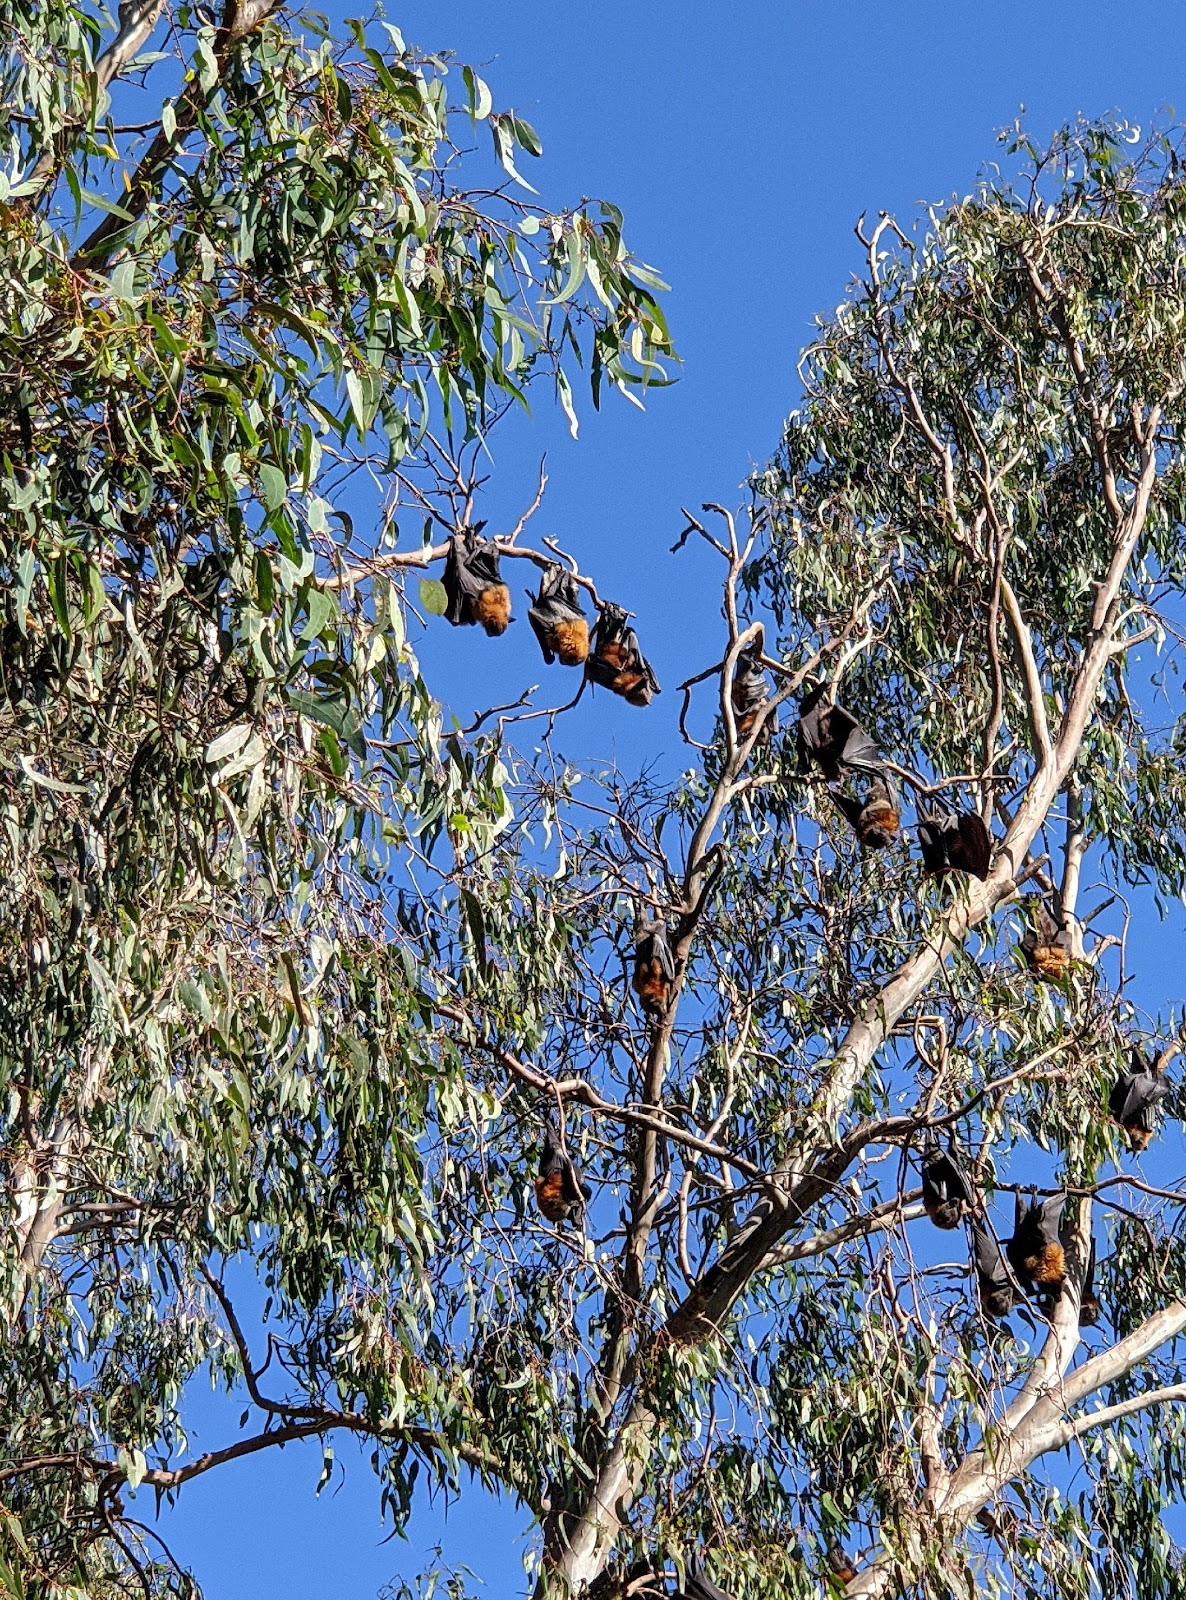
[150,2,1186,1594]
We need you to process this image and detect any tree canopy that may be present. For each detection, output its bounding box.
[5,6,1186,1597]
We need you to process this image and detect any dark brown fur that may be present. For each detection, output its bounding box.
[925,1197,963,1230]
[981,1284,1015,1319]
[857,801,899,848]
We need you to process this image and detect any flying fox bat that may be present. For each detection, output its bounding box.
[834,775,900,849]
[1006,1191,1066,1298]
[585,604,660,706]
[678,1562,737,1600]
[825,1543,856,1585]
[1020,899,1073,982]
[731,645,776,740]
[917,805,992,880]
[921,1138,973,1230]
[1078,1237,1100,1328]
[1110,1044,1178,1151]
[796,683,885,779]
[528,565,589,666]
[534,1117,592,1223]
[633,916,676,1016]
[971,1219,1017,1319]
[441,527,511,636]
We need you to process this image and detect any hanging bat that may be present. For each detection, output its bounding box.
[528,565,589,666]
[825,1543,856,1585]
[970,1219,1017,1319]
[1006,1190,1066,1297]
[796,683,885,779]
[834,775,900,849]
[916,804,992,880]
[586,603,660,706]
[1109,1043,1178,1152]
[731,644,777,739]
[632,916,676,1016]
[441,526,511,636]
[1019,898,1073,981]
[678,1562,737,1600]
[920,1137,973,1230]
[1078,1237,1100,1328]
[534,1117,592,1223]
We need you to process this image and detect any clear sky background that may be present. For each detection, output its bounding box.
[149,1,1186,1594]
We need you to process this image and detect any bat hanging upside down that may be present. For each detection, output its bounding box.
[1109,1043,1178,1151]
[825,1543,856,1586]
[1078,1237,1100,1328]
[441,526,511,636]
[528,564,589,666]
[585,603,660,706]
[970,1218,1018,1320]
[730,644,776,739]
[920,1137,973,1230]
[632,915,676,1015]
[834,776,900,849]
[1020,898,1073,981]
[796,682,886,780]
[916,804,992,880]
[1006,1190,1066,1301]
[534,1116,592,1223]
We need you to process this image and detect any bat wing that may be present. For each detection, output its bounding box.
[653,925,676,983]
[528,607,558,660]
[585,606,626,688]
[832,791,865,829]
[463,539,503,588]
[617,619,662,701]
[565,1154,593,1206]
[538,1117,566,1179]
[529,592,585,631]
[1129,1074,1169,1120]
[916,807,953,871]
[1036,1193,1066,1245]
[971,1221,1010,1289]
[942,1149,973,1204]
[584,655,618,689]
[954,812,991,879]
[442,534,487,624]
[637,918,676,982]
[1082,1237,1096,1296]
[1109,1068,1138,1122]
[682,1565,736,1600]
[797,685,829,769]
[922,1146,972,1205]
[837,717,885,774]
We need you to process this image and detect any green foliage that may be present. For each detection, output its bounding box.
[6,28,1186,1600]
[0,3,670,1595]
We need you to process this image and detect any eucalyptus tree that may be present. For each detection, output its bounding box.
[0,2,670,1595]
[411,120,1186,1600]
[6,15,1186,1597]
